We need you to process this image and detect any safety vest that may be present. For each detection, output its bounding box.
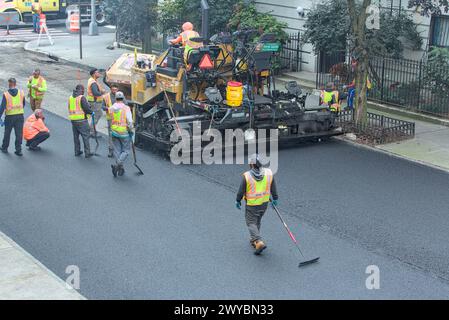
[68,95,85,121]
[4,90,24,116]
[243,169,273,206]
[28,76,46,98]
[87,77,103,102]
[320,90,334,106]
[330,90,341,112]
[110,104,131,136]
[182,30,203,61]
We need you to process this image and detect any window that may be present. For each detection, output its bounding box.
[430,15,449,48]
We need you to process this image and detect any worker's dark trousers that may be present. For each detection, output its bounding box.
[2,114,24,152]
[71,120,91,155]
[26,132,50,148]
[245,205,267,243]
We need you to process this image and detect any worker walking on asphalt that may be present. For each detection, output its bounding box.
[27,68,47,111]
[23,109,50,151]
[0,78,26,156]
[102,84,119,158]
[68,85,94,158]
[109,92,133,177]
[87,68,106,136]
[236,154,279,255]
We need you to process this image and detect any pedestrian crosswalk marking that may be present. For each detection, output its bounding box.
[0,27,71,40]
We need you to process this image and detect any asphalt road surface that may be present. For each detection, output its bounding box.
[1,44,449,299]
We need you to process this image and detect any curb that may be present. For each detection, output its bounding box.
[0,231,86,300]
[368,101,449,128]
[24,41,97,71]
[335,135,449,175]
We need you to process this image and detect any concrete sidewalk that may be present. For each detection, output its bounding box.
[24,26,128,70]
[0,232,84,300]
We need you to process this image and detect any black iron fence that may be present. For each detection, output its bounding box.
[336,110,416,144]
[279,33,302,72]
[317,52,449,118]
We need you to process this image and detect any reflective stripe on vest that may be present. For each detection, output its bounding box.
[110,105,130,135]
[182,30,202,49]
[103,93,113,120]
[244,169,273,206]
[29,76,45,98]
[4,91,24,116]
[68,96,85,121]
[87,78,103,102]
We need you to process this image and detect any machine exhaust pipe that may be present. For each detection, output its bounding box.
[201,0,210,42]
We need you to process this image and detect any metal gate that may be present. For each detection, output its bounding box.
[279,32,303,72]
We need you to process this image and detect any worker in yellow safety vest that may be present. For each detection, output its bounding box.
[1,78,26,156]
[109,91,134,178]
[102,84,119,158]
[87,68,106,136]
[27,68,47,111]
[320,82,341,113]
[68,84,94,158]
[236,154,279,255]
[169,22,204,64]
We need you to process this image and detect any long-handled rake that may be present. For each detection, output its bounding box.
[271,202,320,267]
[130,133,144,176]
[91,113,100,156]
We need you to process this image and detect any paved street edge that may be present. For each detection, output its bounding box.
[0,231,86,300]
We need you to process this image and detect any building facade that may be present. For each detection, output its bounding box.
[255,0,448,72]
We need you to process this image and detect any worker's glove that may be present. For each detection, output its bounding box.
[235,201,242,210]
[271,200,279,208]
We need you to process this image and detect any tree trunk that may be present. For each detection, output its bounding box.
[142,25,152,53]
[347,0,371,126]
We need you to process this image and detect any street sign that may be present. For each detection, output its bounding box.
[0,12,20,36]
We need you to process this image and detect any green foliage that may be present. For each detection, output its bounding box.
[408,0,449,16]
[304,0,422,58]
[157,0,242,37]
[228,2,288,42]
[303,0,349,54]
[424,47,449,94]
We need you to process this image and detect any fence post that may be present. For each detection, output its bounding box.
[417,59,423,112]
[380,58,385,101]
[296,32,300,72]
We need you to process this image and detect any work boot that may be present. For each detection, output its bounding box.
[75,151,83,157]
[14,150,23,157]
[1,148,8,154]
[254,240,267,255]
[108,149,114,158]
[85,153,94,159]
[29,146,41,151]
[111,165,118,178]
[118,165,125,177]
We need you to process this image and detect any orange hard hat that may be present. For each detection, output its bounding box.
[182,22,194,31]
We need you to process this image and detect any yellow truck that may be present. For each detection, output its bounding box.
[0,0,105,24]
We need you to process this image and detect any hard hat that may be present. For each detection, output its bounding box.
[249,154,263,168]
[115,91,125,99]
[182,22,194,31]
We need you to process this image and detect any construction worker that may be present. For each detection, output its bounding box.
[236,154,279,255]
[23,109,50,151]
[109,91,133,178]
[32,0,43,33]
[169,22,204,63]
[87,68,106,136]
[68,84,94,158]
[0,78,26,156]
[102,84,119,158]
[346,76,372,110]
[320,82,340,113]
[27,68,47,111]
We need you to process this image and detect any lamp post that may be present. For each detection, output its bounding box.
[88,0,98,36]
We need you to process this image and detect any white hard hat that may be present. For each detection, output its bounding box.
[115,91,125,99]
